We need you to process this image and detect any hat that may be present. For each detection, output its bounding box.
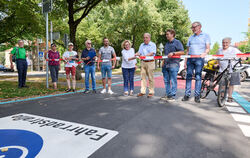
[68,42,74,46]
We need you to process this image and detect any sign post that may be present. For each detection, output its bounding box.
[42,0,52,88]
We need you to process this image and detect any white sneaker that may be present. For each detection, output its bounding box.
[108,89,114,94]
[100,89,106,94]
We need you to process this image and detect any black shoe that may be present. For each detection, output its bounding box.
[18,86,22,89]
[65,88,71,92]
[182,95,190,101]
[92,90,97,93]
[72,89,76,92]
[22,85,29,88]
[195,96,200,103]
[166,96,175,101]
[83,90,90,94]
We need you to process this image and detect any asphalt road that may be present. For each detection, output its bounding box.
[0,74,250,158]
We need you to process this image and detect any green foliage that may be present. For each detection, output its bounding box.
[65,0,192,54]
[0,0,44,44]
[210,42,220,55]
[238,44,250,53]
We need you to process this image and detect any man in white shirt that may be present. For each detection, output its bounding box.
[217,37,242,102]
[63,42,78,92]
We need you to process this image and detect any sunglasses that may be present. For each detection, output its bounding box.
[191,25,199,29]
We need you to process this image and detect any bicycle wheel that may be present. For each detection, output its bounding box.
[200,79,210,99]
[217,78,229,107]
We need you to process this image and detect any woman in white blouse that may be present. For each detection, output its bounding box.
[121,40,137,96]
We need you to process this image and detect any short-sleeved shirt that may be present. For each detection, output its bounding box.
[187,32,211,55]
[11,47,26,59]
[63,51,78,68]
[122,48,137,68]
[217,46,241,73]
[99,46,115,66]
[48,50,60,66]
[138,41,156,61]
[81,48,96,66]
[164,38,184,68]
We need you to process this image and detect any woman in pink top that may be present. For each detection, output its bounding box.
[46,43,60,89]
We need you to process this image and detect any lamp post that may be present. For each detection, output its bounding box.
[158,43,164,68]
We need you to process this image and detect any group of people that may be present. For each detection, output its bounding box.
[9,21,243,103]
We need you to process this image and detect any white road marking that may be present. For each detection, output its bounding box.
[226,106,247,114]
[231,114,250,124]
[238,124,250,137]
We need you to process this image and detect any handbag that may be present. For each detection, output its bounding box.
[12,47,19,62]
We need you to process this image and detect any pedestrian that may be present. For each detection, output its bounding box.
[216,37,242,102]
[9,40,28,88]
[182,22,211,103]
[97,37,117,94]
[161,29,185,101]
[136,33,156,98]
[121,40,137,96]
[63,42,79,92]
[45,43,60,89]
[81,40,97,94]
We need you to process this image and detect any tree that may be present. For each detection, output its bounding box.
[0,0,44,44]
[210,42,220,55]
[52,0,121,51]
[155,0,192,49]
[96,0,162,54]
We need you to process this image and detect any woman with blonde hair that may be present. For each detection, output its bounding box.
[121,40,137,96]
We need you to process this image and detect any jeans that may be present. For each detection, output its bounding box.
[84,65,96,90]
[101,65,112,78]
[162,66,179,97]
[185,58,204,97]
[122,68,135,92]
[49,65,59,82]
[16,59,27,87]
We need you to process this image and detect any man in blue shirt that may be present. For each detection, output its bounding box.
[136,33,156,98]
[182,22,211,103]
[81,40,97,93]
[161,29,185,101]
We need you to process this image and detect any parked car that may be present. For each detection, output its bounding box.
[236,64,250,82]
[0,64,14,72]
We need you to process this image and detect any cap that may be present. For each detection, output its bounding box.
[68,42,74,46]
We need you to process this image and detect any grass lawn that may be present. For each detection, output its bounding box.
[0,81,69,101]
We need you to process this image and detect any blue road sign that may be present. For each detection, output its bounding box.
[39,52,44,58]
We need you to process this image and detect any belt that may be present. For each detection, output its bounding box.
[142,60,154,62]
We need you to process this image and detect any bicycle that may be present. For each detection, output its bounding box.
[200,58,249,107]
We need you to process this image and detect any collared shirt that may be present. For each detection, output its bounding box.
[138,41,156,61]
[99,46,115,66]
[122,48,137,68]
[11,47,26,59]
[217,46,241,73]
[187,32,211,55]
[164,38,184,68]
[81,48,96,66]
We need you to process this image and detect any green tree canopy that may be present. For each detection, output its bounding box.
[0,0,44,44]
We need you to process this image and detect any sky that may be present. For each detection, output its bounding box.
[181,0,249,47]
